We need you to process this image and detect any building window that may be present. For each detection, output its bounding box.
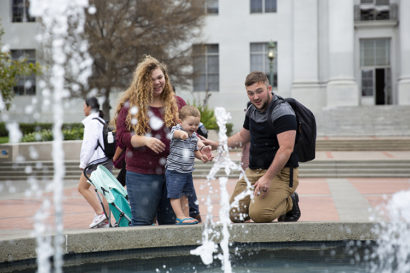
[12,0,35,22]
[250,42,277,87]
[358,0,391,21]
[360,39,391,104]
[360,39,390,67]
[193,44,219,92]
[11,49,36,95]
[205,0,218,14]
[250,0,277,13]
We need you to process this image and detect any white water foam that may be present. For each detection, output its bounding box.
[191,107,254,273]
[370,190,410,273]
[28,1,92,272]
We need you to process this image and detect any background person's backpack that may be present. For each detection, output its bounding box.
[93,117,116,159]
[197,122,208,139]
[268,96,316,162]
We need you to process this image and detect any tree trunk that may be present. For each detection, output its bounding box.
[102,88,111,122]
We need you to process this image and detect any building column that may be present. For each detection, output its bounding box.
[326,0,359,107]
[291,0,324,113]
[398,0,410,105]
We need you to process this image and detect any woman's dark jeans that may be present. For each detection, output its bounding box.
[126,171,175,225]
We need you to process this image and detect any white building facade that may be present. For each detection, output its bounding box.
[1,0,410,132]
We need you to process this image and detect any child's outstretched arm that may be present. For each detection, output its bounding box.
[197,140,213,162]
[195,150,209,163]
[173,129,188,140]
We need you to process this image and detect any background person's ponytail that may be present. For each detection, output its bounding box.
[85,97,104,119]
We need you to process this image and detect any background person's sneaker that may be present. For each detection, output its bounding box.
[98,220,110,228]
[277,192,301,222]
[89,214,107,228]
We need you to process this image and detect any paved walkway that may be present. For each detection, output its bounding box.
[0,151,409,240]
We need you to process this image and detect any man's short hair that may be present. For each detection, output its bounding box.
[245,71,269,87]
[179,105,201,120]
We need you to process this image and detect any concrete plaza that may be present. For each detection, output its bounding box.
[0,150,409,240]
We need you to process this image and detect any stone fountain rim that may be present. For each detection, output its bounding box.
[0,221,380,265]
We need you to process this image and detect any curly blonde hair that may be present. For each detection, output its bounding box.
[113,55,178,135]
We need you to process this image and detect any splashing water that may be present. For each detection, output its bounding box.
[27,1,92,272]
[191,107,253,273]
[370,190,410,273]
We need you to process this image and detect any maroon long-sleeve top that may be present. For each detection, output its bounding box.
[116,96,186,175]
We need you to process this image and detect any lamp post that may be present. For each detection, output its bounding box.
[267,42,276,87]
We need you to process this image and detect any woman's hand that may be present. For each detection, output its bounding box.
[112,146,124,162]
[145,137,166,154]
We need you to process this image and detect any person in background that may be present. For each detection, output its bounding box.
[188,121,208,222]
[112,142,126,187]
[78,97,113,228]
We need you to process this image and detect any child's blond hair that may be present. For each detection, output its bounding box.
[179,105,201,121]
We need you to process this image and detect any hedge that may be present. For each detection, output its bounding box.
[194,104,233,136]
[0,122,83,137]
[21,127,84,142]
[0,123,6,137]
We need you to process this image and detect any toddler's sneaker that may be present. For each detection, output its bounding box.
[89,214,107,228]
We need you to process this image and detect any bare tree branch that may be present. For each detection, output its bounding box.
[65,0,205,119]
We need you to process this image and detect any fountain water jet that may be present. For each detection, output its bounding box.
[191,107,253,273]
[370,190,410,273]
[28,1,92,272]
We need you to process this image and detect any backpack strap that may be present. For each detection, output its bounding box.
[244,101,254,117]
[266,95,285,126]
[92,117,106,152]
[289,167,293,188]
[92,117,105,125]
[266,96,294,188]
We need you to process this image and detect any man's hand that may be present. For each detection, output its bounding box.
[198,135,219,150]
[253,175,270,198]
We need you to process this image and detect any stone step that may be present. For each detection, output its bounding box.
[1,160,409,180]
[193,173,409,179]
[3,171,409,180]
[2,160,408,170]
[1,138,409,168]
[316,106,410,136]
[315,139,410,151]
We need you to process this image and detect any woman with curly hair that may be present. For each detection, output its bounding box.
[114,55,186,226]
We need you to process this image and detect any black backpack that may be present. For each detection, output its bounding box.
[268,96,316,162]
[93,117,116,159]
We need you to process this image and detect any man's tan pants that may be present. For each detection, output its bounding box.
[229,167,299,223]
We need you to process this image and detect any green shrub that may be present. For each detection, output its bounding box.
[21,127,84,142]
[190,103,234,136]
[18,122,83,135]
[19,123,52,135]
[0,122,7,137]
[0,136,9,143]
[62,123,83,130]
[0,122,84,141]
[21,129,53,142]
[226,123,233,136]
[63,127,84,140]
[196,104,218,130]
